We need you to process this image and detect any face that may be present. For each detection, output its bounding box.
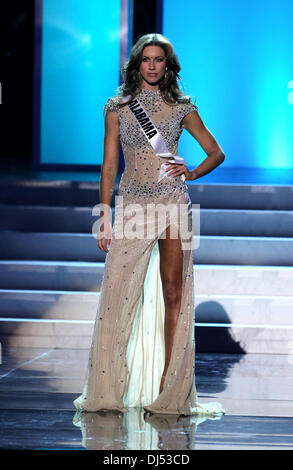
[139,45,167,87]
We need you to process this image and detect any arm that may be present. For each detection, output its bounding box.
[99,109,120,220]
[181,110,225,181]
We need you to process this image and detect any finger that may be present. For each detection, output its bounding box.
[175,165,187,175]
[106,233,112,250]
[167,165,177,175]
[103,238,108,252]
[99,236,107,252]
[171,169,184,177]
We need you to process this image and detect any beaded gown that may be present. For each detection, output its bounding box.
[73,88,225,416]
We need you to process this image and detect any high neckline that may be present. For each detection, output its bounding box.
[139,88,161,94]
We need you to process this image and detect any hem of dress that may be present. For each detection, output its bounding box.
[143,402,226,417]
[73,397,128,414]
[73,398,226,417]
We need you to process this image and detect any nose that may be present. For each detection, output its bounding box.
[148,60,156,70]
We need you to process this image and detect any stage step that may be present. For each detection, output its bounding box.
[0,288,293,325]
[1,230,293,265]
[0,261,292,295]
[0,316,292,354]
[0,279,293,354]
[1,179,293,209]
[0,203,293,237]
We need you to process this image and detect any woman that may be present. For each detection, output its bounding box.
[73,33,225,416]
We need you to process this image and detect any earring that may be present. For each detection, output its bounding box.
[164,67,168,79]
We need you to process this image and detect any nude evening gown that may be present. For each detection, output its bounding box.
[73,88,225,416]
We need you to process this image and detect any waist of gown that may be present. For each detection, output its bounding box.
[118,176,188,201]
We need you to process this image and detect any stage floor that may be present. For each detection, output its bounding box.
[0,348,292,450]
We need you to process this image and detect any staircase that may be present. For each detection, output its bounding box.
[0,178,293,353]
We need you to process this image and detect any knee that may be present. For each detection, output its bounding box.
[162,280,182,308]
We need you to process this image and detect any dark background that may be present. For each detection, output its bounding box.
[0,0,162,172]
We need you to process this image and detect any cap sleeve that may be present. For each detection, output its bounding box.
[180,100,198,122]
[103,97,119,115]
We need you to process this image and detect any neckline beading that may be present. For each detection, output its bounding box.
[139,88,161,94]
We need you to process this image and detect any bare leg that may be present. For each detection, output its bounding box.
[158,224,183,394]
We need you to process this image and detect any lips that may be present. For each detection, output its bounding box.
[148,74,157,76]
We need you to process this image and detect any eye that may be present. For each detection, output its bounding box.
[141,57,164,62]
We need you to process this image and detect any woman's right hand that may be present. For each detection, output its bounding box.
[97,218,112,252]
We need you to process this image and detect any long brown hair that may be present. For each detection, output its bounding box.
[110,33,196,109]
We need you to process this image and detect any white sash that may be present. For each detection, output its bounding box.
[121,94,187,183]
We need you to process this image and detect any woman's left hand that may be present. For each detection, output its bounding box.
[165,162,193,181]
